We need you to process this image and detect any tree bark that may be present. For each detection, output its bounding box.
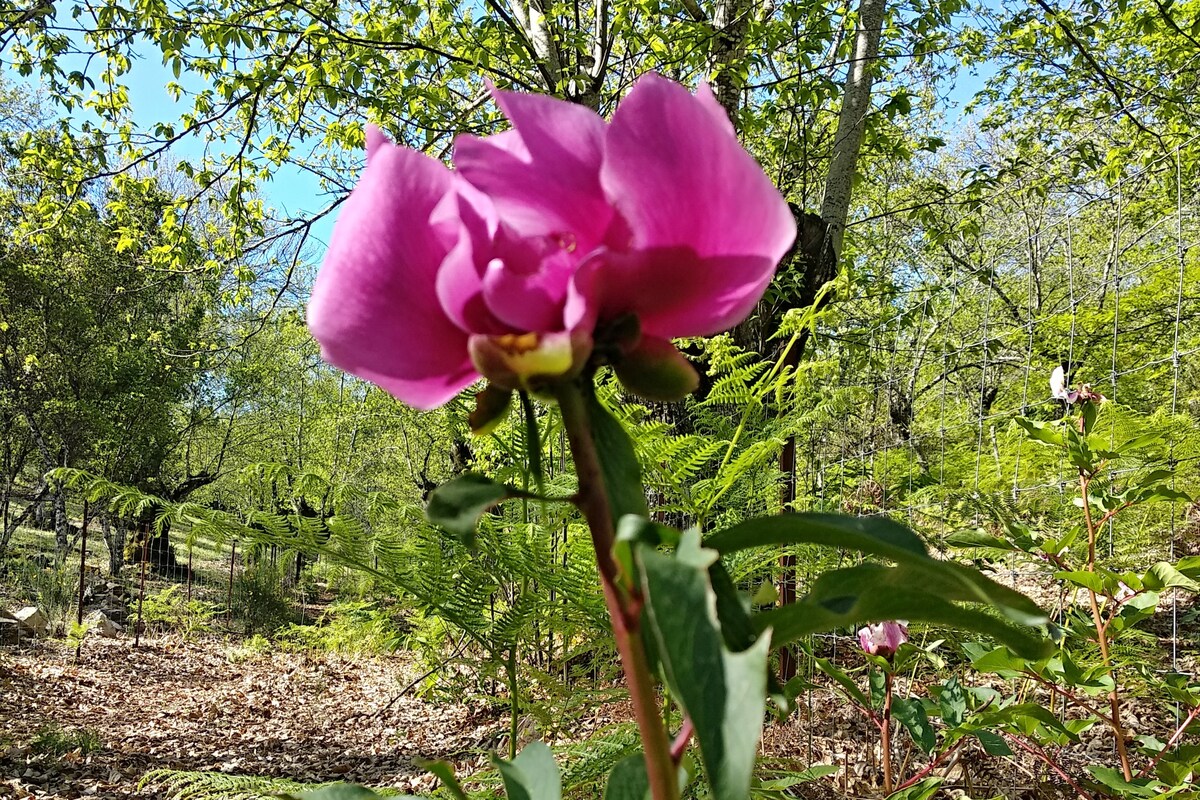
[777,0,888,681]
[820,0,887,251]
[0,480,48,558]
[99,511,126,577]
[53,479,68,554]
[709,0,750,122]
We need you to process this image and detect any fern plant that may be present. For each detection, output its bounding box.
[140,770,409,799]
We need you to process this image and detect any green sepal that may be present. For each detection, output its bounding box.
[468,385,513,435]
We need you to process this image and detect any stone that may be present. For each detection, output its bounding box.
[13,606,48,637]
[84,610,123,639]
[99,605,128,624]
[0,617,18,645]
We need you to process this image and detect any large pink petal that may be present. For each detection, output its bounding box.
[602,73,796,264]
[574,247,778,338]
[308,130,477,409]
[454,87,612,248]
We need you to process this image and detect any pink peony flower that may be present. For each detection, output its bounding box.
[1050,366,1107,405]
[307,74,797,409]
[1049,366,1079,403]
[857,621,909,658]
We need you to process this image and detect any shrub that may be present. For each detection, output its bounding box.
[131,585,217,636]
[16,557,75,636]
[274,601,406,655]
[232,559,295,635]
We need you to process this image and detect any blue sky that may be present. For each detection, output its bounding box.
[122,51,338,250]
[9,8,997,268]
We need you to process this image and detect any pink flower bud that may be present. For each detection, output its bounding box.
[857,621,909,658]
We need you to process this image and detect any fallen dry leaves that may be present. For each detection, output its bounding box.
[0,635,507,799]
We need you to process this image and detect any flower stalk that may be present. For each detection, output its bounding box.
[1079,469,1134,781]
[881,671,894,793]
[552,379,679,800]
[1075,405,1134,782]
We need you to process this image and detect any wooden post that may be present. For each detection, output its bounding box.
[74,500,89,663]
[226,540,237,624]
[134,525,149,648]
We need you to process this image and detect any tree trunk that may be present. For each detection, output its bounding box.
[709,0,750,121]
[128,513,188,579]
[100,511,126,577]
[820,0,887,247]
[0,481,48,559]
[777,0,888,682]
[53,482,68,554]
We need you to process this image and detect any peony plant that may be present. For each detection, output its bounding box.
[305,74,1050,800]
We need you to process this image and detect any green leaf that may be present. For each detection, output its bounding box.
[1054,569,1108,594]
[1117,431,1166,453]
[425,473,515,546]
[754,563,1050,658]
[811,654,871,709]
[886,777,943,800]
[586,391,648,520]
[1085,766,1161,798]
[892,697,936,753]
[636,531,770,800]
[868,669,886,711]
[1143,562,1200,593]
[969,645,1032,678]
[976,704,1081,744]
[1081,401,1098,436]
[937,677,966,728]
[705,513,928,562]
[1135,485,1191,504]
[706,514,1047,629]
[944,528,1024,552]
[973,730,1012,756]
[603,755,649,800]
[493,742,561,800]
[1014,417,1065,446]
[416,760,470,800]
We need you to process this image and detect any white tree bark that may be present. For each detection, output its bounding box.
[508,0,563,89]
[709,0,750,122]
[820,0,888,258]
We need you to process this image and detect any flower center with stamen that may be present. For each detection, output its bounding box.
[469,330,577,391]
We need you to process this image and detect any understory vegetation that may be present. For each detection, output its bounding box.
[3,0,1200,798]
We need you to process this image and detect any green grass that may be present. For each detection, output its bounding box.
[29,725,103,757]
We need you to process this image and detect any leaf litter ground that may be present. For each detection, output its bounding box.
[1,635,509,799]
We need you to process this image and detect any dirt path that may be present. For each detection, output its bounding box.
[1,636,505,799]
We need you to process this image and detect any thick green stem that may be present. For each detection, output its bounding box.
[882,671,894,793]
[554,381,679,800]
[506,647,520,760]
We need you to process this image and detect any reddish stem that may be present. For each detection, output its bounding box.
[1004,733,1092,800]
[891,740,967,793]
[882,671,894,793]
[670,717,694,765]
[555,382,678,800]
[1139,704,1200,779]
